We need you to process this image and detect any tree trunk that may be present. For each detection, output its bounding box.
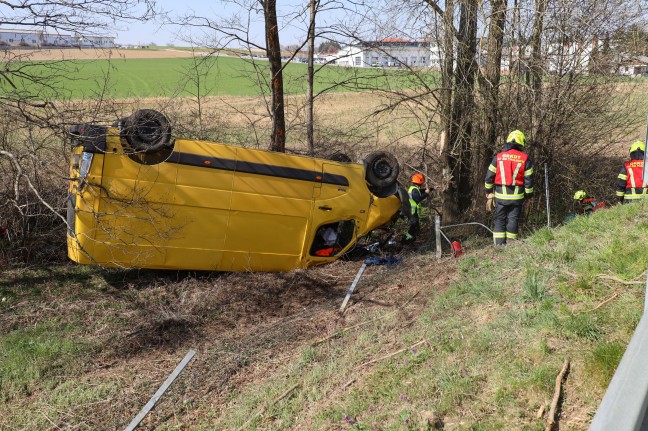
[530,0,547,160]
[440,0,456,220]
[473,0,507,205]
[306,0,318,155]
[442,0,478,221]
[263,0,286,152]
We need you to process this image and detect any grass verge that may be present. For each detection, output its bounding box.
[199,201,647,430]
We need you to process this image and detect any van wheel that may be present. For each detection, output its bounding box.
[122,109,172,153]
[364,151,399,189]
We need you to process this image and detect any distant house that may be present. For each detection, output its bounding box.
[333,38,432,68]
[0,29,115,48]
[617,56,648,77]
[73,33,115,48]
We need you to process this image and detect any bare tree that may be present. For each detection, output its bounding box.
[262,0,287,152]
[0,0,157,264]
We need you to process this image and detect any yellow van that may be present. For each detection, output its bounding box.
[67,110,404,271]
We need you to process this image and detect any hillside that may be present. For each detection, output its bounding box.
[1,201,647,430]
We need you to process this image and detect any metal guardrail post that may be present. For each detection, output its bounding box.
[544,163,551,228]
[589,269,648,430]
[435,214,442,259]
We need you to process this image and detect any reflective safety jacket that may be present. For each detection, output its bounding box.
[484,146,534,202]
[617,154,646,201]
[408,185,428,216]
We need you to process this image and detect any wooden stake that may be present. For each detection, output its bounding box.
[545,358,570,431]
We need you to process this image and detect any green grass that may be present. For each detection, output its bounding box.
[0,322,92,402]
[1,202,646,430]
[196,200,648,430]
[2,56,435,100]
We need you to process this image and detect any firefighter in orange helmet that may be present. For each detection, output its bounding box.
[404,173,430,242]
[484,130,534,245]
[616,141,647,203]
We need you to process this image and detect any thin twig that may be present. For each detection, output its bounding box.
[595,274,643,285]
[237,383,301,431]
[356,339,427,369]
[545,358,570,431]
[581,291,620,314]
[311,285,424,346]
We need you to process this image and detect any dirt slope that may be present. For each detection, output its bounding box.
[0,249,457,430]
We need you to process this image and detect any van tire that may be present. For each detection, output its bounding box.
[364,151,399,189]
[122,109,172,153]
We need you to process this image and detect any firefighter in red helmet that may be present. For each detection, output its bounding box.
[404,173,430,242]
[484,130,534,245]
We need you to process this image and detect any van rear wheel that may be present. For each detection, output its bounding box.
[364,151,399,189]
[122,109,172,153]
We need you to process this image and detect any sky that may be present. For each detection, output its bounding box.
[115,0,312,46]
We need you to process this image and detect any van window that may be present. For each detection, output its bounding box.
[310,220,355,257]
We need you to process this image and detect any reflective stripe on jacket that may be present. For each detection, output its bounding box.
[408,185,427,215]
[617,159,647,199]
[484,147,534,201]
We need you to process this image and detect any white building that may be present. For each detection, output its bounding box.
[617,56,648,77]
[0,29,115,48]
[546,41,596,74]
[333,38,432,68]
[73,34,116,48]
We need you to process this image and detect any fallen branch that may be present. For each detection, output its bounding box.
[545,358,570,431]
[237,383,300,431]
[356,339,427,369]
[536,403,546,419]
[582,291,619,314]
[342,378,356,389]
[564,270,644,286]
[595,274,643,285]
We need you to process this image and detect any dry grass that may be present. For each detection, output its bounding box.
[4,48,201,61]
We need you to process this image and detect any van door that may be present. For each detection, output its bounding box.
[223,148,317,271]
[167,140,236,269]
[306,163,370,261]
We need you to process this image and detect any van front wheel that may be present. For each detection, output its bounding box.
[364,151,399,189]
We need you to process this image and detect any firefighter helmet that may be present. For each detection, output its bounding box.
[573,190,587,201]
[506,130,526,147]
[411,173,425,185]
[630,140,646,153]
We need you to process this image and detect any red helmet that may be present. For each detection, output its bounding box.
[411,173,425,185]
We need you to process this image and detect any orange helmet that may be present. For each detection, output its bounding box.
[411,173,425,185]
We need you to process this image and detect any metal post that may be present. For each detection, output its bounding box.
[544,163,551,228]
[124,349,196,431]
[642,114,647,187]
[435,213,442,259]
[339,263,367,313]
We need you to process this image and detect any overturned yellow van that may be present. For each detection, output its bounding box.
[66,110,404,271]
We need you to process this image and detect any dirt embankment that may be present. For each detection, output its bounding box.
[0,250,457,430]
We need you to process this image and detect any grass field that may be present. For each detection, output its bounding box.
[5,55,430,100]
[1,200,646,430]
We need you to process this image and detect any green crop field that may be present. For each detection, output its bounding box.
[4,56,431,100]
